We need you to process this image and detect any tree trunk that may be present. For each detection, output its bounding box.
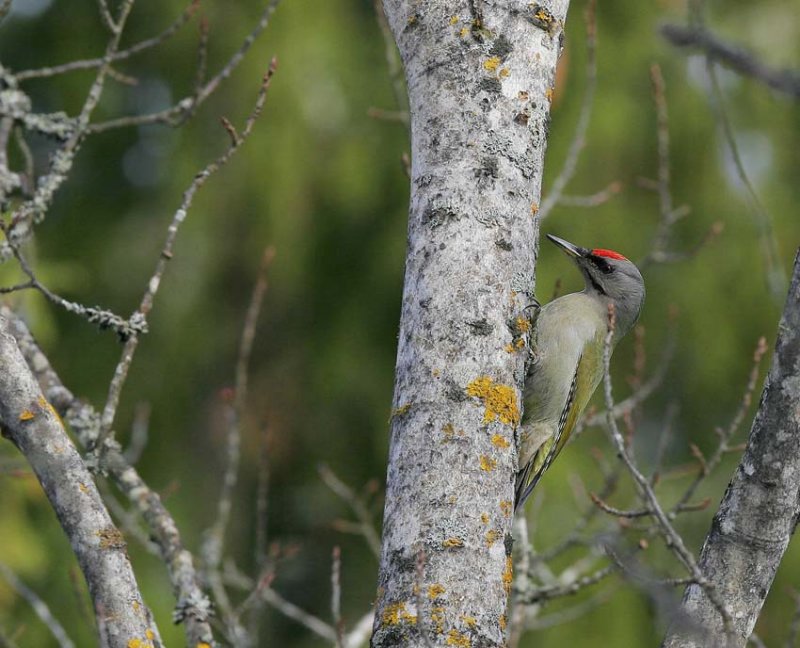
[372,2,570,646]
[662,249,800,647]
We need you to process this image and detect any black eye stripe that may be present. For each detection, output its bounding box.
[591,256,614,274]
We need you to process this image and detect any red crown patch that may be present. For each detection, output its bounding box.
[591,248,627,261]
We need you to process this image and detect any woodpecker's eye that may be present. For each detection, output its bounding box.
[591,256,614,274]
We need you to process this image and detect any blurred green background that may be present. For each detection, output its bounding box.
[0,0,798,645]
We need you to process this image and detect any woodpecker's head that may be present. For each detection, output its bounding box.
[547,234,645,336]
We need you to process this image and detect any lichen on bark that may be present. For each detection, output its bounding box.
[372,2,571,646]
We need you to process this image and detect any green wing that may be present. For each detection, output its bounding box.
[516,333,604,509]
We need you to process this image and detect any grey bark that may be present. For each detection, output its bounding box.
[373,2,570,646]
[662,249,800,647]
[0,317,161,648]
[0,307,215,647]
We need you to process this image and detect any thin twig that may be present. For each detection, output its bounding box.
[16,1,200,81]
[706,59,785,298]
[538,0,597,221]
[94,59,278,451]
[318,464,382,559]
[602,303,734,639]
[332,546,345,648]
[671,336,768,514]
[660,24,800,98]
[88,0,282,134]
[0,564,75,648]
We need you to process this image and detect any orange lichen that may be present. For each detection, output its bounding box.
[19,409,35,422]
[466,377,520,426]
[483,56,501,72]
[428,583,446,599]
[500,500,513,517]
[382,601,417,625]
[530,202,539,216]
[491,434,510,449]
[499,67,510,78]
[447,629,471,647]
[503,343,515,353]
[486,529,501,547]
[442,537,464,549]
[515,316,531,333]
[479,455,497,472]
[97,527,126,550]
[480,512,490,524]
[502,557,513,593]
[545,87,554,102]
[461,615,477,628]
[499,615,507,631]
[197,644,211,648]
[516,338,525,348]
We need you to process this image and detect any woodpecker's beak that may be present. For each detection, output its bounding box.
[546,234,588,259]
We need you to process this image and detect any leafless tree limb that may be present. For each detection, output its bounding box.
[0,321,161,648]
[663,250,800,647]
[660,24,800,98]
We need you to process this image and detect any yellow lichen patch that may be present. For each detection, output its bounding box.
[447,629,471,647]
[480,512,489,525]
[431,606,446,633]
[515,316,531,333]
[545,87,554,102]
[459,26,469,38]
[382,601,417,625]
[428,583,446,599]
[442,537,464,549]
[516,338,525,349]
[503,343,515,353]
[466,377,520,426]
[499,67,510,78]
[502,557,513,593]
[197,644,212,648]
[486,529,501,547]
[461,615,477,628]
[78,483,89,494]
[491,434,510,449]
[390,403,411,419]
[19,409,35,422]
[127,640,143,648]
[519,90,530,101]
[500,500,513,517]
[449,14,459,25]
[432,368,441,377]
[483,56,501,72]
[407,14,417,26]
[145,630,155,641]
[499,615,507,631]
[530,202,539,216]
[479,455,497,472]
[97,527,126,550]
[534,8,554,25]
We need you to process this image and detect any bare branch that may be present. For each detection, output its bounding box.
[663,252,800,647]
[1,308,215,646]
[660,24,800,98]
[538,0,597,221]
[0,563,75,648]
[15,1,201,81]
[94,60,277,451]
[0,321,161,647]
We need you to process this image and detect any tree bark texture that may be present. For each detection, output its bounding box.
[0,319,161,647]
[372,2,570,646]
[662,250,800,648]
